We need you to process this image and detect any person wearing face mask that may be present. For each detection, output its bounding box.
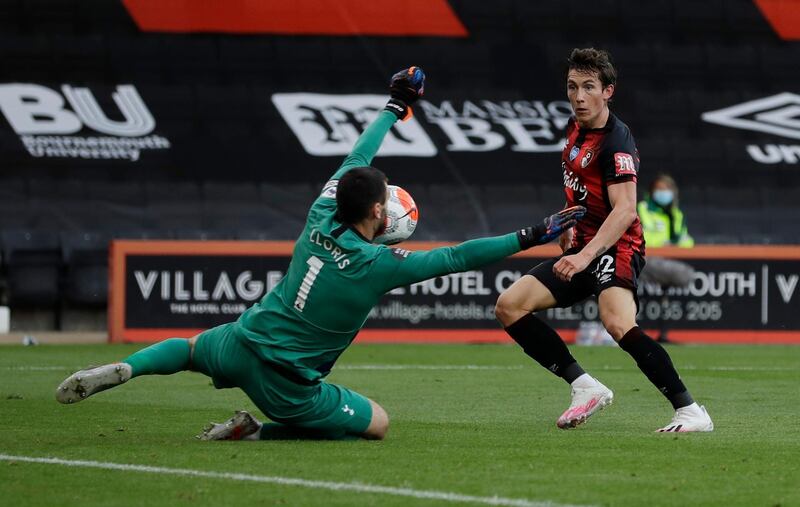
[637,174,695,345]
[637,174,694,248]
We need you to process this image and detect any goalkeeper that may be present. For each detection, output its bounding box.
[56,68,586,441]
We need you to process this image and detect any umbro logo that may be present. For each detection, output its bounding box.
[701,92,800,140]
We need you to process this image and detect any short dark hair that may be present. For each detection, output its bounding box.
[335,166,388,224]
[567,48,617,89]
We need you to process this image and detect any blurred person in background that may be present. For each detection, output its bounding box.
[638,174,696,344]
[637,174,693,248]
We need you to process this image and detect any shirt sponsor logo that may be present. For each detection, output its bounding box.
[701,92,800,165]
[272,93,437,157]
[0,83,169,161]
[563,166,588,201]
[614,152,636,176]
[320,179,338,199]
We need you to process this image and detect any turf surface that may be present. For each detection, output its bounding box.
[1,343,798,506]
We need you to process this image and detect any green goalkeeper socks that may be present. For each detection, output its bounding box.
[123,338,191,378]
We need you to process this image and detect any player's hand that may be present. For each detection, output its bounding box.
[553,251,592,282]
[517,205,586,249]
[538,206,586,244]
[384,66,425,121]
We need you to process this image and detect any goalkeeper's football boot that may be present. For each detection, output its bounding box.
[556,381,614,429]
[56,363,132,404]
[656,403,714,433]
[197,410,262,441]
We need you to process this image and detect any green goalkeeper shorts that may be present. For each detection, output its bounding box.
[191,323,372,439]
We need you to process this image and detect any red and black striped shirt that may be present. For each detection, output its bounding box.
[561,113,645,256]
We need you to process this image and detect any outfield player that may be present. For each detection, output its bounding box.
[56,67,586,441]
[495,49,713,432]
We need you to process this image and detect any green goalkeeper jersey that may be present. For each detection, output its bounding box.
[235,110,522,383]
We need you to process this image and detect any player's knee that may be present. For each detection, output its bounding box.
[495,291,525,326]
[363,401,389,440]
[601,315,633,341]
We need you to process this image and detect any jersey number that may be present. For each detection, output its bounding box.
[294,256,324,312]
[593,254,616,282]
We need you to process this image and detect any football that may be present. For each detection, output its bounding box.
[374,185,419,245]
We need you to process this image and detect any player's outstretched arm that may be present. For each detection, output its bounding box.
[378,206,586,289]
[330,67,425,181]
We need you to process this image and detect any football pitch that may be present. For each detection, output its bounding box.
[1,343,798,507]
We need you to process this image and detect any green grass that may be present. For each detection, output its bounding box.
[0,343,798,507]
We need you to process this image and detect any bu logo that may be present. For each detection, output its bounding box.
[0,84,155,137]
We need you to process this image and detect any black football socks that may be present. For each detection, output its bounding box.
[618,326,694,409]
[504,313,586,384]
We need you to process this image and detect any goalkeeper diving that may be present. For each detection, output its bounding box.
[56,67,586,441]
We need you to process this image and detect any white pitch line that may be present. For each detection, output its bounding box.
[338,365,525,371]
[0,366,72,371]
[0,454,591,507]
[1,364,796,372]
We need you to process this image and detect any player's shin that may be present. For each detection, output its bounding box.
[618,326,694,409]
[122,337,192,378]
[504,313,586,383]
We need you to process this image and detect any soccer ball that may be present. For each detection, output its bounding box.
[374,185,419,245]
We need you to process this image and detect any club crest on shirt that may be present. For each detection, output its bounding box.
[568,145,580,161]
[581,149,593,168]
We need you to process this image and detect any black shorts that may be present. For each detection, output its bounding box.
[528,246,645,309]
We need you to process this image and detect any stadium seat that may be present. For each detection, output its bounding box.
[259,183,316,221]
[146,201,204,230]
[0,178,27,202]
[173,229,233,240]
[536,185,568,215]
[144,180,201,204]
[135,84,196,121]
[60,231,110,306]
[0,202,33,230]
[759,45,800,82]
[618,0,673,42]
[202,181,261,203]
[49,34,107,80]
[0,230,62,306]
[218,38,275,84]
[705,45,759,84]
[427,184,489,240]
[28,178,86,202]
[673,0,726,42]
[84,180,145,206]
[106,35,165,78]
[723,0,775,42]
[633,90,690,136]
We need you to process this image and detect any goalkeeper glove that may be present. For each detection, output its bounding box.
[517,206,586,249]
[384,66,425,121]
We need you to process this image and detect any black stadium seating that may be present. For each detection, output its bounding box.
[0,0,799,328]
